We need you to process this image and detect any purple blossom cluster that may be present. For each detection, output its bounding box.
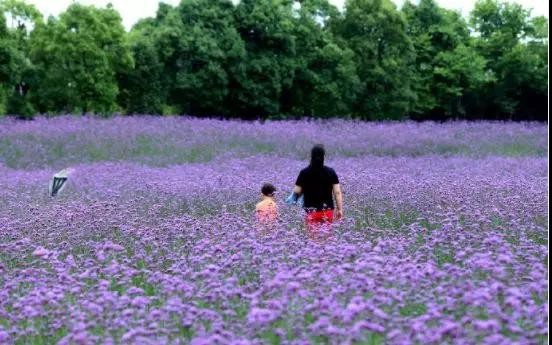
[0,117,548,345]
[0,116,547,169]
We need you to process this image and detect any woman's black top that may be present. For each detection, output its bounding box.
[295,165,339,211]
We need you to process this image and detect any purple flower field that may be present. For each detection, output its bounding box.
[0,117,548,345]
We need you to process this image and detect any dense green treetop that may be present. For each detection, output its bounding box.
[27,3,132,115]
[0,0,548,120]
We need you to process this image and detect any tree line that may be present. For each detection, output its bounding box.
[0,0,548,121]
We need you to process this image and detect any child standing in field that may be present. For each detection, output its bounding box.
[256,183,278,225]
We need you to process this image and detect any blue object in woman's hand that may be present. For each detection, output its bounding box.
[286,192,304,207]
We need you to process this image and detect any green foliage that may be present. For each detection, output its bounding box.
[431,44,489,117]
[0,0,40,117]
[281,0,360,117]
[118,32,165,114]
[28,3,132,115]
[353,333,385,345]
[6,85,34,117]
[229,0,297,118]
[469,0,548,120]
[0,86,6,114]
[402,0,490,119]
[399,302,427,316]
[0,0,548,120]
[0,10,13,86]
[333,0,416,120]
[260,329,281,345]
[1,0,42,25]
[0,13,10,113]
[153,0,245,116]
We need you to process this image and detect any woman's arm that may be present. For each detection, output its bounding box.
[333,184,343,219]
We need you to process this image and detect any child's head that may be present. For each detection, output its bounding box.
[261,183,277,197]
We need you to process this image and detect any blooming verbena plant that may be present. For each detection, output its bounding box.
[0,117,547,345]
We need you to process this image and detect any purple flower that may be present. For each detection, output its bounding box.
[131,297,150,308]
[473,319,501,333]
[0,117,547,344]
[32,246,51,257]
[247,307,279,327]
[0,330,10,343]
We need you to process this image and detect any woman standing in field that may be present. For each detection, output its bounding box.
[291,145,343,238]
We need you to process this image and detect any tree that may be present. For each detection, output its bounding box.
[0,0,547,120]
[118,18,165,114]
[333,0,416,120]
[29,3,132,114]
[402,0,489,119]
[280,0,360,117]
[0,0,41,117]
[148,0,245,116]
[470,0,548,120]
[230,0,297,118]
[431,44,489,118]
[0,12,11,114]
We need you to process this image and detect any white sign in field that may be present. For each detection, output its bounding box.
[49,168,72,197]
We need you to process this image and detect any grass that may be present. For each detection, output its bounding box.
[483,140,547,157]
[260,319,296,345]
[11,318,68,345]
[0,129,547,169]
[0,120,546,344]
[527,230,548,246]
[0,137,24,168]
[261,330,282,345]
[176,324,194,341]
[399,302,427,317]
[137,195,223,220]
[0,134,218,169]
[0,251,35,271]
[531,291,548,306]
[230,298,249,320]
[109,277,126,295]
[131,273,157,296]
[353,333,385,345]
[14,331,66,345]
[433,245,456,267]
[353,206,420,234]
[310,335,331,345]
[374,209,420,230]
[304,312,316,326]
[238,270,261,286]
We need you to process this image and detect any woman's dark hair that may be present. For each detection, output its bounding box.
[261,183,277,197]
[310,144,325,168]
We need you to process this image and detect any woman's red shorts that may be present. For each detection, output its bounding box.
[305,209,334,227]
